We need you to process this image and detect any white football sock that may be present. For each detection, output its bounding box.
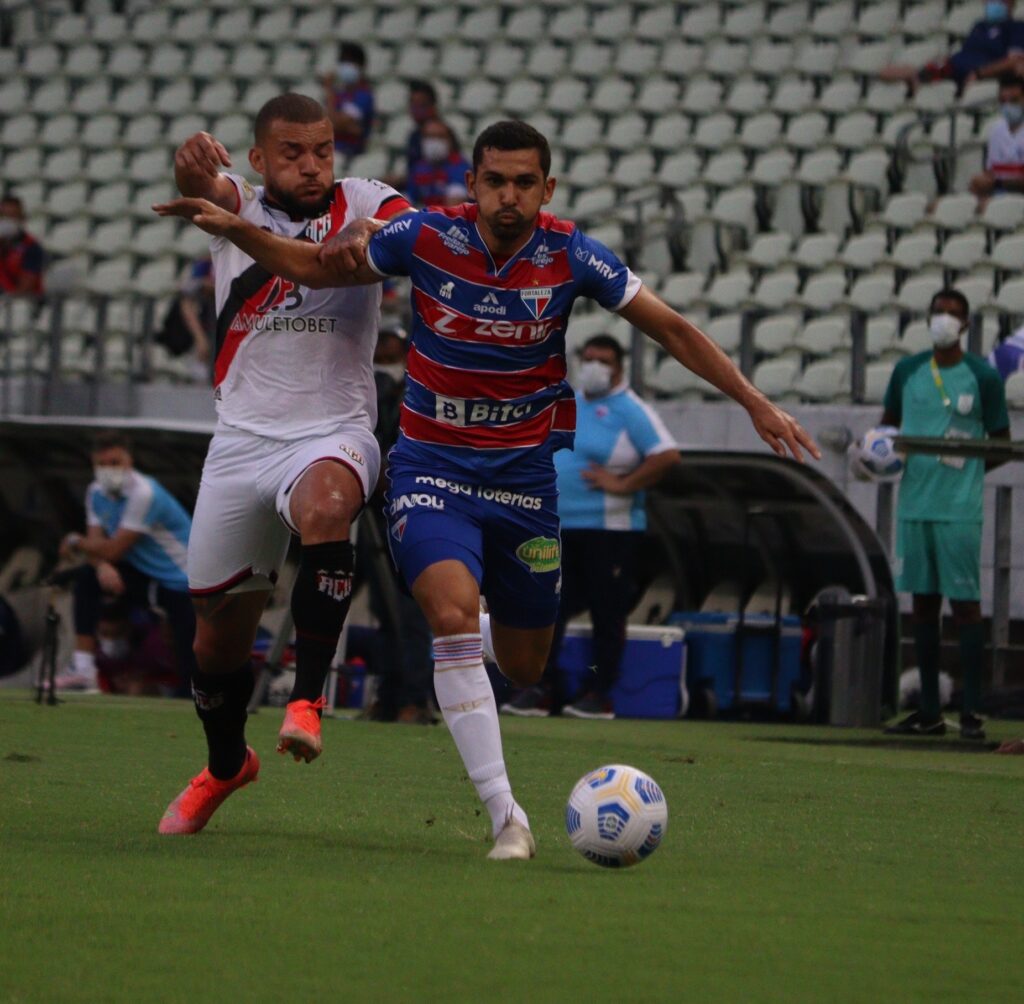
[73,650,97,678]
[433,633,528,837]
[479,611,496,665]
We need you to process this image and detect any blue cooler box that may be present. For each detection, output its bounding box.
[558,624,687,719]
[668,612,802,714]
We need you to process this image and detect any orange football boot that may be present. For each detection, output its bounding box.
[277,696,327,762]
[158,747,260,835]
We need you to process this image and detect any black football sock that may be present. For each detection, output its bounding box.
[191,663,254,780]
[289,540,355,705]
[913,621,942,722]
[958,621,985,716]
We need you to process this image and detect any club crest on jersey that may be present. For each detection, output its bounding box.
[520,286,553,319]
[531,243,554,268]
[305,213,333,244]
[440,224,471,256]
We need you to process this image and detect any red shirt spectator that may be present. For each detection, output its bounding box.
[0,195,44,295]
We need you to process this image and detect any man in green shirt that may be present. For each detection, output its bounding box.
[881,288,1010,739]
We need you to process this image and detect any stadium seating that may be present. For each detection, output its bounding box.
[0,0,1020,402]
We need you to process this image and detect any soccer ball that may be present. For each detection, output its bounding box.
[850,425,904,482]
[565,764,668,868]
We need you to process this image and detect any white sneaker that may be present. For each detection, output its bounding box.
[53,670,100,695]
[487,819,536,861]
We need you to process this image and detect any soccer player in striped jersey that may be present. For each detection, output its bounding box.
[157,120,819,858]
[156,94,412,836]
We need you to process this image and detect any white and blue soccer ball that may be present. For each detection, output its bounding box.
[851,425,904,482]
[565,764,668,868]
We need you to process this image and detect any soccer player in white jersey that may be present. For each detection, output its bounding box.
[158,121,819,858]
[158,94,412,835]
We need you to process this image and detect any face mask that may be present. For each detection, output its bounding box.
[986,1,1009,22]
[336,61,361,85]
[98,636,131,660]
[578,359,614,396]
[1002,101,1024,126]
[422,137,450,163]
[374,363,405,383]
[929,313,965,349]
[0,218,19,239]
[95,466,128,495]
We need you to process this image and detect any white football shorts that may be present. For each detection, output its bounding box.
[187,422,380,595]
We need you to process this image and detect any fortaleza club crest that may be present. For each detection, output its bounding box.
[305,213,333,244]
[515,536,560,573]
[520,286,553,319]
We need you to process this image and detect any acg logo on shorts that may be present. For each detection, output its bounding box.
[516,536,560,573]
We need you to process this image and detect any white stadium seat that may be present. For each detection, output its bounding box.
[753,312,800,352]
[753,355,801,399]
[1004,371,1024,409]
[797,356,849,401]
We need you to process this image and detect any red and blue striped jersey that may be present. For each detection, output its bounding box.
[366,204,642,487]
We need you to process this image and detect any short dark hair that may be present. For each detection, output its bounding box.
[91,430,132,454]
[254,93,329,144]
[582,334,625,365]
[338,42,366,66]
[998,72,1024,91]
[408,80,437,104]
[472,120,551,177]
[929,287,970,319]
[0,193,22,211]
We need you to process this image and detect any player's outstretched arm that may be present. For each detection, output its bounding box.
[174,132,237,210]
[618,286,821,463]
[152,198,382,289]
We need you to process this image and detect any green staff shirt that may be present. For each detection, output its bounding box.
[883,350,1008,523]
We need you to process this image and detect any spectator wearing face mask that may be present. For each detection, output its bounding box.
[500,335,681,720]
[321,42,374,160]
[405,80,439,177]
[405,118,471,209]
[880,289,1009,741]
[881,1,1024,92]
[0,194,44,296]
[971,73,1024,204]
[54,431,197,694]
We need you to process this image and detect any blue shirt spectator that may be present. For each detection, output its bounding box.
[322,42,374,157]
[881,2,1024,89]
[406,118,470,208]
[556,338,679,532]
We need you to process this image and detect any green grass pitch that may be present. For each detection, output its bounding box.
[1,692,1022,1003]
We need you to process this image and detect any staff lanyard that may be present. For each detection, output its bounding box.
[929,357,951,409]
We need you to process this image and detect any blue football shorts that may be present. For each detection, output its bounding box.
[384,466,561,629]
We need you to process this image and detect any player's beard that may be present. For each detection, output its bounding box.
[265,180,333,220]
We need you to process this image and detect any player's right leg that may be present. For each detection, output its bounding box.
[159,587,268,835]
[411,560,535,861]
[159,433,289,834]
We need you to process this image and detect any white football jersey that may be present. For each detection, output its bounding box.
[209,173,409,440]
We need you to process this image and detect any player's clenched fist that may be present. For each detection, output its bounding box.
[175,131,232,180]
[317,217,388,274]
